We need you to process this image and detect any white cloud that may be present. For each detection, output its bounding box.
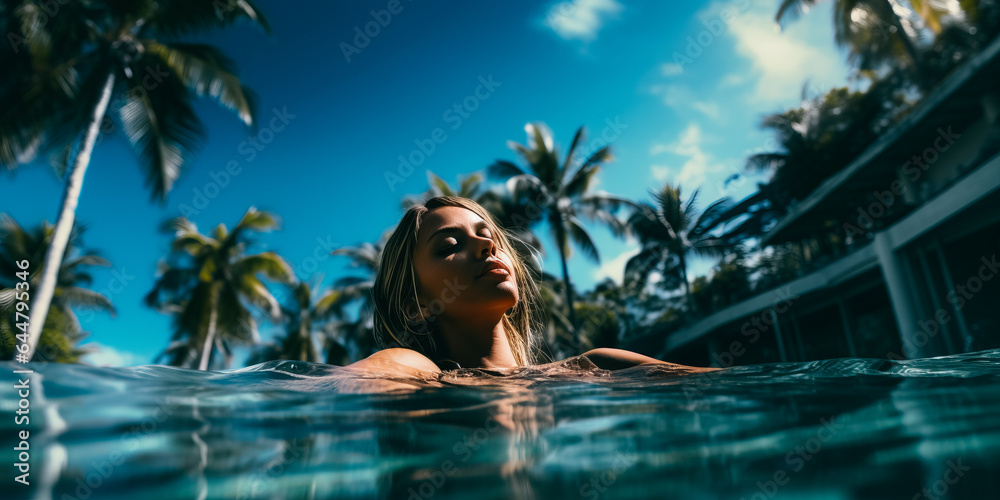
[593,243,640,284]
[660,62,684,76]
[651,164,671,180]
[719,72,750,87]
[650,85,722,120]
[81,343,143,367]
[545,0,623,42]
[649,123,727,188]
[691,101,720,119]
[701,1,846,102]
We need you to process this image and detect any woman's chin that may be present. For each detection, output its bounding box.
[494,281,519,302]
[480,290,518,313]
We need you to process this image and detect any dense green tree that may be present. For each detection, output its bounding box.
[745,82,907,208]
[776,0,952,82]
[690,252,752,316]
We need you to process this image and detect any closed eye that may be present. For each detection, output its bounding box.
[436,229,493,256]
[438,243,456,256]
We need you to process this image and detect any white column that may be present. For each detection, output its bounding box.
[874,231,922,358]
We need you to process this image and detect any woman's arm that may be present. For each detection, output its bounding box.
[579,347,718,372]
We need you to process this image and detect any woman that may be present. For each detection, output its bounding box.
[342,196,715,386]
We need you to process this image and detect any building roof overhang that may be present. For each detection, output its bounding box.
[762,35,1000,245]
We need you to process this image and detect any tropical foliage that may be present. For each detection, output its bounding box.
[624,182,734,315]
[745,81,908,208]
[145,208,294,370]
[775,0,981,87]
[247,280,346,365]
[5,1,998,369]
[0,0,269,360]
[0,215,114,362]
[488,123,634,348]
[325,231,393,361]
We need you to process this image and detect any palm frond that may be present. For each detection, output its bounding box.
[488,159,527,179]
[55,287,115,314]
[146,0,272,37]
[426,170,454,196]
[146,42,256,127]
[566,216,600,264]
[561,126,585,172]
[117,62,205,201]
[235,252,295,284]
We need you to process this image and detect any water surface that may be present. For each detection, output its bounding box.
[3,349,1000,499]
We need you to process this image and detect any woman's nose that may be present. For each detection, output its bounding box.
[476,234,496,257]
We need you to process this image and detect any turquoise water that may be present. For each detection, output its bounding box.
[3,350,1000,500]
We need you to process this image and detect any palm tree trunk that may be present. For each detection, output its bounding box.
[679,252,693,317]
[553,220,578,350]
[301,314,316,362]
[198,284,220,371]
[217,336,233,369]
[879,0,926,81]
[24,72,116,361]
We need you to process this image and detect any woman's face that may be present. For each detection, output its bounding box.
[410,206,519,321]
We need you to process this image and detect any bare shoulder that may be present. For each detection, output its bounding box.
[344,348,443,376]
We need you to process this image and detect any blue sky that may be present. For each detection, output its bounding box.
[2,0,852,367]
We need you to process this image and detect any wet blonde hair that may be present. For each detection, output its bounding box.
[372,196,545,366]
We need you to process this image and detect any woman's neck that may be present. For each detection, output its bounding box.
[436,315,518,369]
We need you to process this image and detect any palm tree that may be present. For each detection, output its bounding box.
[0,0,270,361]
[531,271,575,359]
[145,207,294,370]
[0,214,114,362]
[247,280,346,365]
[775,0,960,84]
[745,83,905,208]
[327,231,393,361]
[402,170,489,208]
[624,182,733,317]
[488,123,633,348]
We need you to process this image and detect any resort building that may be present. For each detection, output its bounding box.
[651,36,1000,367]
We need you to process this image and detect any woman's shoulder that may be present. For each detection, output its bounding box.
[345,347,443,375]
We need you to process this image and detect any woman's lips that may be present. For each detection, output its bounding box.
[479,268,510,279]
[477,260,511,279]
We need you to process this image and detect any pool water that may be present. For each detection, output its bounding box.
[3,349,1000,500]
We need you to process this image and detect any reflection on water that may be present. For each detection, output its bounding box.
[3,350,1000,500]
